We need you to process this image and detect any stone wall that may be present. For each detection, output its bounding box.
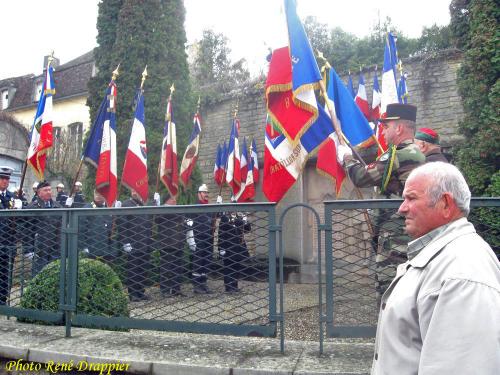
[199,49,464,200]
[197,49,465,279]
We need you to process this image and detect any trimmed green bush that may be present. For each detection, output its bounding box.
[20,259,129,325]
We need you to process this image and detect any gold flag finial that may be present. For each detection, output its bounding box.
[170,83,175,96]
[47,51,55,67]
[196,96,201,113]
[112,64,120,80]
[140,66,148,89]
[233,99,239,119]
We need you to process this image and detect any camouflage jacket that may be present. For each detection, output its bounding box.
[345,140,425,197]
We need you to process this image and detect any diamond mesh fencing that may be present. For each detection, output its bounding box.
[324,199,500,337]
[0,209,65,314]
[72,204,275,331]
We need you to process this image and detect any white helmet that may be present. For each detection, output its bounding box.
[57,183,65,188]
[198,184,209,193]
[75,181,82,187]
[32,182,39,189]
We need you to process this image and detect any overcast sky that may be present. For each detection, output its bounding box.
[0,0,451,80]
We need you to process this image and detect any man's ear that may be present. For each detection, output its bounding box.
[441,192,455,218]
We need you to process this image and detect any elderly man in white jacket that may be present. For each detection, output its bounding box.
[371,162,500,375]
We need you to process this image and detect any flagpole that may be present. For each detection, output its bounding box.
[156,83,175,197]
[317,58,375,236]
[19,52,55,196]
[67,65,120,202]
[218,101,238,199]
[119,66,147,203]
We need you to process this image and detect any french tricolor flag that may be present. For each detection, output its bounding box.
[354,72,370,120]
[381,32,399,115]
[95,80,118,206]
[122,89,148,202]
[225,119,241,195]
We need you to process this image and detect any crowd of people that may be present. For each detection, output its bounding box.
[0,103,498,373]
[0,175,253,305]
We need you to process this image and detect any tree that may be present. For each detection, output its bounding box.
[451,0,499,196]
[303,16,421,74]
[86,0,197,202]
[190,29,250,103]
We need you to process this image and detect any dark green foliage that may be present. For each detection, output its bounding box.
[450,0,499,258]
[303,16,424,73]
[303,15,452,75]
[190,29,250,105]
[451,0,500,196]
[85,0,199,203]
[20,259,129,326]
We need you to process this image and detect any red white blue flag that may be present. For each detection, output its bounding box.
[354,72,370,120]
[263,47,332,202]
[371,70,387,155]
[94,80,118,206]
[180,112,202,187]
[27,65,55,180]
[381,32,399,115]
[371,70,382,122]
[236,137,255,202]
[225,118,241,195]
[160,97,178,197]
[122,89,148,202]
[213,143,223,186]
[240,137,249,188]
[251,138,259,185]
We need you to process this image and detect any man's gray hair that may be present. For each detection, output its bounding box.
[407,162,471,216]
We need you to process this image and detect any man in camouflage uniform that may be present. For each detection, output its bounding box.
[339,103,425,305]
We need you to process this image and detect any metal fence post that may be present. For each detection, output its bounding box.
[60,210,79,337]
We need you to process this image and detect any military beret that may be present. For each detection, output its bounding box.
[379,103,417,123]
[415,127,440,145]
[36,180,51,190]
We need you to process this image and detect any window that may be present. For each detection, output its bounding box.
[68,122,83,158]
[1,89,8,109]
[34,81,43,102]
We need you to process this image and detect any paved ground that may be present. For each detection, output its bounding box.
[0,319,374,375]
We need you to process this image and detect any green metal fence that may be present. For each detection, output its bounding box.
[0,198,498,355]
[323,198,500,343]
[0,203,281,343]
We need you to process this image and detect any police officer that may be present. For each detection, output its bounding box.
[26,181,62,276]
[339,103,425,304]
[55,183,68,206]
[72,181,86,208]
[187,184,216,294]
[118,189,153,302]
[0,167,22,305]
[31,182,38,203]
[414,127,449,163]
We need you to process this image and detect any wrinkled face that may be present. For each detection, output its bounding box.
[398,176,445,238]
[0,176,9,191]
[38,186,52,202]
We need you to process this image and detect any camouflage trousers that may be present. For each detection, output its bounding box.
[373,210,410,306]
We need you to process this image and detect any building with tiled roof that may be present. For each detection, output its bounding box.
[0,51,95,190]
